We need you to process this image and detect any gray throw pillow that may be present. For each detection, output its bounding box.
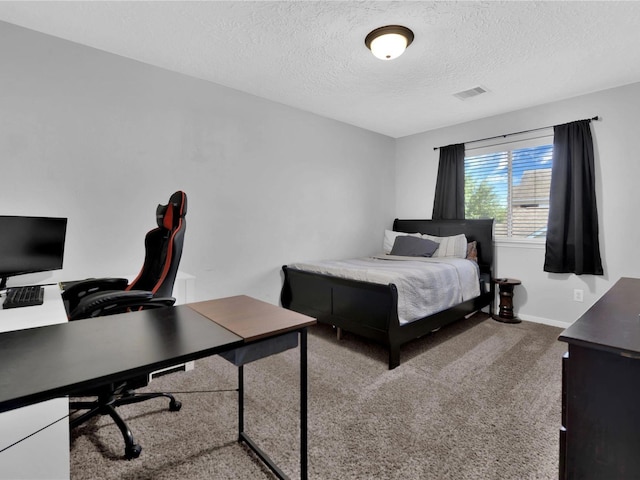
[390,236,439,257]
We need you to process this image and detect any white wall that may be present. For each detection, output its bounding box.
[4,20,639,326]
[395,82,640,327]
[0,22,395,305]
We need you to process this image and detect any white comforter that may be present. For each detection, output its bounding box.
[288,255,480,325]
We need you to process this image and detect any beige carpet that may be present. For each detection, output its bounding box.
[70,313,565,479]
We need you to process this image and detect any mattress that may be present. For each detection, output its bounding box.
[288,255,480,324]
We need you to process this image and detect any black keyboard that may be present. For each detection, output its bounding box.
[2,285,45,309]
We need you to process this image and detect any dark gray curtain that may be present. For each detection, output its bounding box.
[544,120,603,275]
[432,143,465,220]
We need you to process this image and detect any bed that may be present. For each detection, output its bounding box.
[280,218,494,369]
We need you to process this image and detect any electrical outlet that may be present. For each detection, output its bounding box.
[573,289,584,302]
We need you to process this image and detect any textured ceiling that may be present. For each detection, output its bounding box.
[1,1,640,138]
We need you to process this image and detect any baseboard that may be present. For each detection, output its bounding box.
[150,361,195,380]
[518,314,572,329]
[479,305,571,329]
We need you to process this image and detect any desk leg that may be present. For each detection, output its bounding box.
[238,365,244,437]
[238,366,288,479]
[300,328,308,480]
[237,328,308,480]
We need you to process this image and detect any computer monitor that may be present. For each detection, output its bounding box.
[0,216,68,289]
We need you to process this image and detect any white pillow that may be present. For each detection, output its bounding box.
[383,230,422,254]
[422,233,468,258]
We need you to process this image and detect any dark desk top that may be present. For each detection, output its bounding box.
[559,277,640,357]
[0,305,243,414]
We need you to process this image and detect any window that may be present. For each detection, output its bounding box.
[464,138,553,239]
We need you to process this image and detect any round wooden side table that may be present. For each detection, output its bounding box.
[492,278,522,324]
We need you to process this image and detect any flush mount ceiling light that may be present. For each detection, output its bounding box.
[365,25,414,60]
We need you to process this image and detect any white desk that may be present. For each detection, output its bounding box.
[0,285,70,480]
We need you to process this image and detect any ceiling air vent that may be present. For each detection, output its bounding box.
[453,86,487,100]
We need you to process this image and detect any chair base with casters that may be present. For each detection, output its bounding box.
[70,380,182,459]
[66,293,181,458]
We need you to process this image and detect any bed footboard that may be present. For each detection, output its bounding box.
[281,266,399,347]
[281,265,493,369]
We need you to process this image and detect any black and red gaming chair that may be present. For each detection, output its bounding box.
[63,190,187,319]
[63,191,187,459]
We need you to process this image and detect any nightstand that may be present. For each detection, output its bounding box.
[492,278,522,323]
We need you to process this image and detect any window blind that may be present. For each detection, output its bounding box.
[465,144,553,238]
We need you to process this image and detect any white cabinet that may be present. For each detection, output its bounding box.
[0,285,70,480]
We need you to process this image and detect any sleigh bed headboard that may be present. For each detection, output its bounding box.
[392,218,494,278]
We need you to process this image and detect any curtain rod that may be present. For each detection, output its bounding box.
[433,116,599,151]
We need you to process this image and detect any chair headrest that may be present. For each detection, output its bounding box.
[156,191,187,230]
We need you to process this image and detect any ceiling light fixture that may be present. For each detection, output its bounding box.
[365,25,414,61]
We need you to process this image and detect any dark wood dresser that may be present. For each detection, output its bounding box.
[559,277,640,479]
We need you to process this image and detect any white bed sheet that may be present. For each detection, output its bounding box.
[288,255,480,325]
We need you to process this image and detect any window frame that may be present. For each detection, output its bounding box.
[464,130,554,245]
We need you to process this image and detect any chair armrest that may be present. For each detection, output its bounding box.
[61,277,130,315]
[69,290,176,320]
[61,277,130,298]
